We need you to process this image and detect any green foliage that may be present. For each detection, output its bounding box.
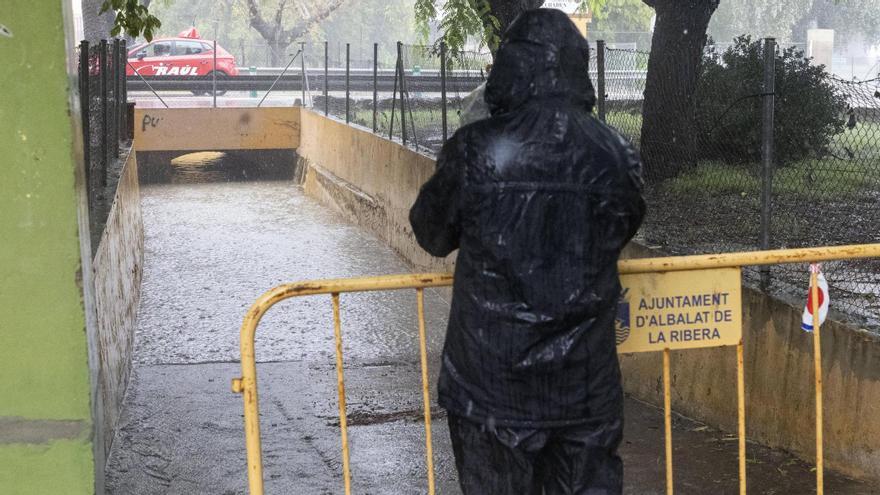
[414,0,496,54]
[100,0,162,41]
[589,0,653,35]
[414,0,439,42]
[415,0,607,56]
[695,36,847,165]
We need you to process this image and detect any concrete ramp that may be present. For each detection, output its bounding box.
[133,107,300,152]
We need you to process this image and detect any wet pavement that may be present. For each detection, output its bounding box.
[106,157,879,494]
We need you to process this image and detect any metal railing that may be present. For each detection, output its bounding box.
[232,243,880,495]
[232,273,452,495]
[77,38,131,250]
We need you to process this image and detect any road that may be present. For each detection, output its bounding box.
[105,154,879,494]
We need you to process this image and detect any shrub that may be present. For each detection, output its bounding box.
[695,36,847,165]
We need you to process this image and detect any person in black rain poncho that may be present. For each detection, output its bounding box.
[409,8,645,495]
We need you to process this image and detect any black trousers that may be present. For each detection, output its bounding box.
[448,415,623,495]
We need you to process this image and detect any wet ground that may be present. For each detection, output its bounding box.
[105,155,879,494]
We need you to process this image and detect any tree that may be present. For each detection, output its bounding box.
[304,0,418,66]
[82,0,116,42]
[414,0,606,55]
[99,0,162,41]
[639,0,720,182]
[243,0,348,65]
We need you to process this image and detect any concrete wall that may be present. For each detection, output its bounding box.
[0,2,98,493]
[619,243,880,481]
[296,109,880,481]
[298,109,454,272]
[134,107,301,152]
[92,150,144,457]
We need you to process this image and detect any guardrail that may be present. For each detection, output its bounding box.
[125,69,647,94]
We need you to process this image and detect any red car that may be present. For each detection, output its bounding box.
[127,28,238,93]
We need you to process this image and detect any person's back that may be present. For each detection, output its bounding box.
[410,9,645,494]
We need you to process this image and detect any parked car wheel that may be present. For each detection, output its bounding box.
[202,71,228,96]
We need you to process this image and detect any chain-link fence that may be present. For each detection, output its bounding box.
[117,35,880,326]
[601,46,649,147]
[598,41,880,329]
[308,42,489,155]
[78,38,131,252]
[395,44,489,153]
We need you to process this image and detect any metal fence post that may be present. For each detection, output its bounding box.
[597,40,607,122]
[112,39,121,157]
[99,39,108,189]
[79,40,91,201]
[120,39,127,141]
[400,46,418,150]
[389,43,400,140]
[441,40,448,142]
[324,41,329,116]
[213,39,218,108]
[345,43,351,124]
[760,37,776,289]
[301,42,307,107]
[397,41,407,145]
[373,43,378,133]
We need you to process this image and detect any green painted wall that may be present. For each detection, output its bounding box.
[0,440,95,495]
[0,1,96,493]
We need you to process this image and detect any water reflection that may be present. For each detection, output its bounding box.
[138,149,297,184]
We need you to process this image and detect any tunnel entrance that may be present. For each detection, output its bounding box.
[136,149,299,184]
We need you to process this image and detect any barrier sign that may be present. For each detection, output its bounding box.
[616,267,742,353]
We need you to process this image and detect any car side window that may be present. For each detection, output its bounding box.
[174,41,204,56]
[149,41,173,57]
[200,42,214,53]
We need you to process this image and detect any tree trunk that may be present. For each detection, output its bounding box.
[640,0,719,182]
[82,0,116,42]
[269,39,290,67]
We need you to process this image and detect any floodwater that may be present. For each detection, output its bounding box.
[107,152,458,494]
[105,153,879,494]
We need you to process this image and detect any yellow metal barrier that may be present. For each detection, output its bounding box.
[232,274,453,495]
[233,243,880,494]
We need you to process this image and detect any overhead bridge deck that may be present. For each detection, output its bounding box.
[133,107,300,152]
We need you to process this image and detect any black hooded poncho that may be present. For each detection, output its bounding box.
[410,8,646,428]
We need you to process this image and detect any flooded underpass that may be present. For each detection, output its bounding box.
[105,152,880,494]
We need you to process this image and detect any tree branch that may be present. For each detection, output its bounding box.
[275,0,288,31]
[244,0,276,41]
[280,0,347,45]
